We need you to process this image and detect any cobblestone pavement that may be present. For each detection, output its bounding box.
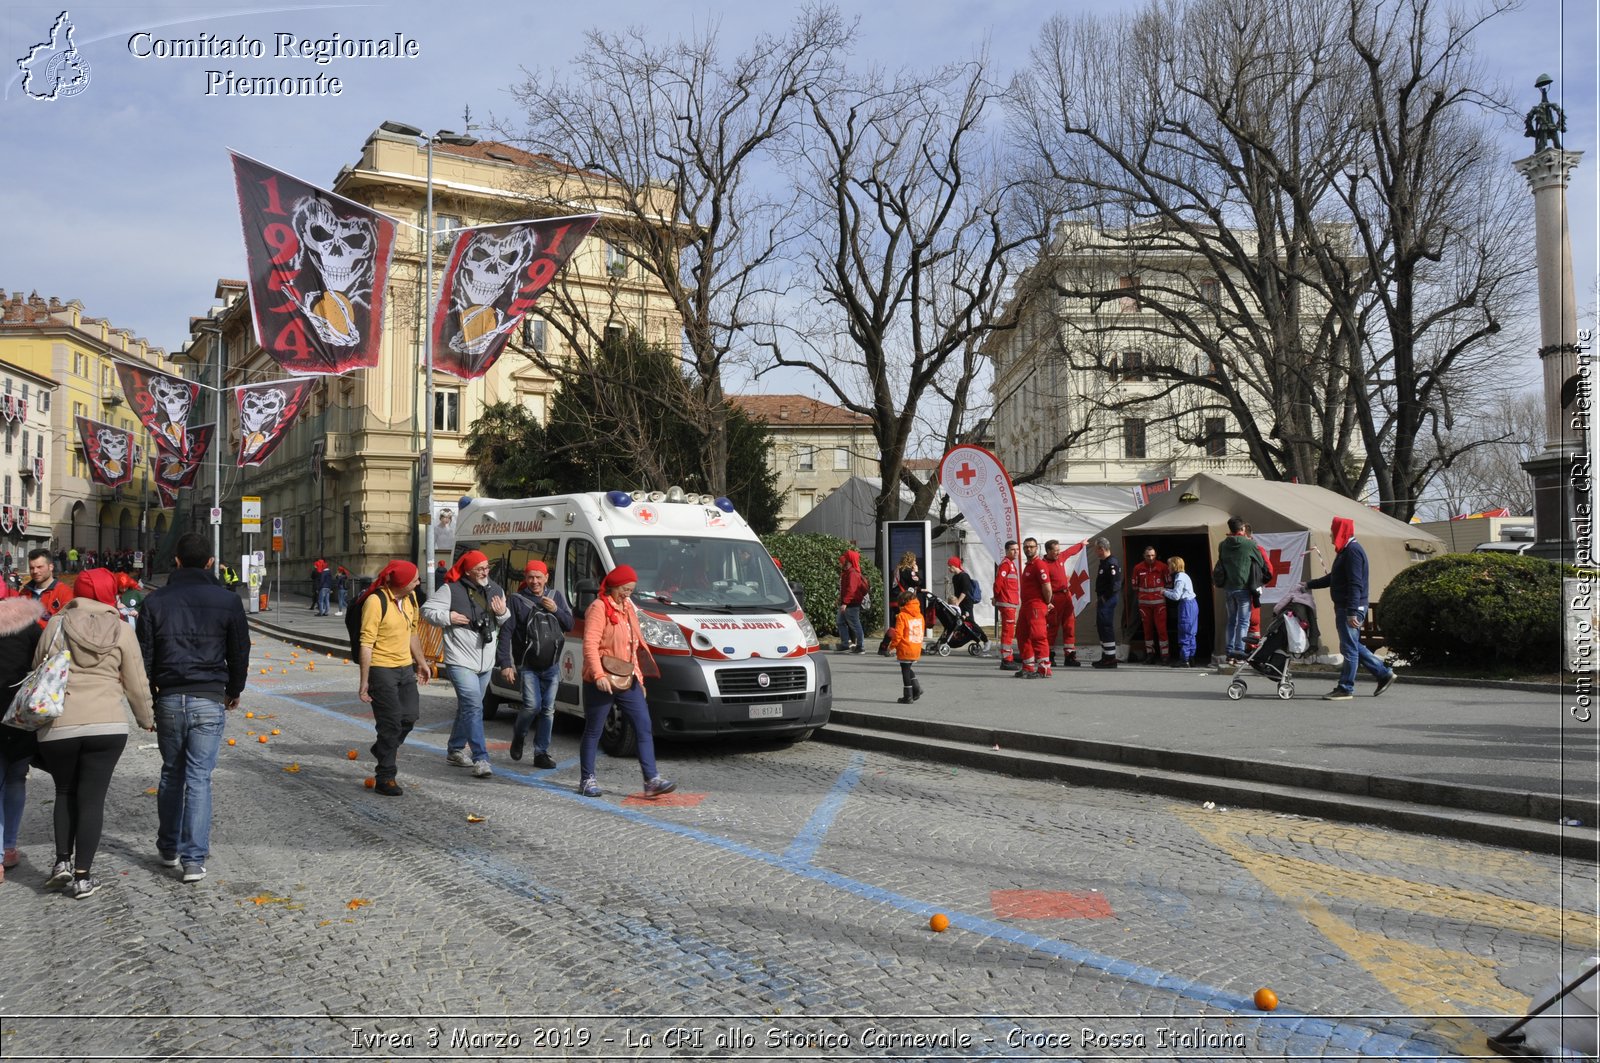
[0,633,1594,1061]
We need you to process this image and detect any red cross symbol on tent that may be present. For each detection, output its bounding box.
[1264,549,1293,587]
[954,462,978,487]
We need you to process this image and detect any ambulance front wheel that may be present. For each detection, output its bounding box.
[600,703,639,758]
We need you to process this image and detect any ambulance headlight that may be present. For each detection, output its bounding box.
[795,615,820,649]
[637,612,688,651]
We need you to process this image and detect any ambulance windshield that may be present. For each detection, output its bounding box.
[604,535,794,611]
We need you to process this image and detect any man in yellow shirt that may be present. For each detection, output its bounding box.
[357,560,430,796]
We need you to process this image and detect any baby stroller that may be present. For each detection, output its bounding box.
[928,596,990,657]
[1224,586,1319,700]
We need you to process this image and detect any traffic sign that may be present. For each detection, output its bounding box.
[272,536,284,552]
[242,496,261,533]
[272,516,283,536]
[210,507,222,525]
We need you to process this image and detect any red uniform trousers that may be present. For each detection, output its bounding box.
[1022,600,1051,672]
[1137,600,1169,659]
[995,603,1018,662]
[1047,598,1076,661]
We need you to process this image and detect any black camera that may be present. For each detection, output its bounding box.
[472,614,497,645]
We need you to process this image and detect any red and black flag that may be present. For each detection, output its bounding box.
[115,361,201,458]
[429,214,598,380]
[230,151,398,376]
[149,426,212,508]
[235,378,313,467]
[75,416,136,489]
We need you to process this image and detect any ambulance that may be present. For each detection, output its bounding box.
[458,489,832,754]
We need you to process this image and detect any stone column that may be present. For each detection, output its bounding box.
[1512,146,1586,560]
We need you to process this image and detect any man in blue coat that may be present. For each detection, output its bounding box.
[1307,517,1397,701]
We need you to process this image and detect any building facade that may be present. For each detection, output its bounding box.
[732,394,876,529]
[179,125,683,585]
[0,291,177,562]
[988,224,1279,487]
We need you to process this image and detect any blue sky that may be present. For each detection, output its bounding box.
[1,0,1593,371]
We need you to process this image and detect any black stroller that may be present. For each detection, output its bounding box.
[1224,587,1319,700]
[928,596,990,656]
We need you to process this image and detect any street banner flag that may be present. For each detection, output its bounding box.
[1062,540,1092,617]
[235,378,314,467]
[1133,478,1172,508]
[231,151,398,375]
[75,416,135,489]
[1254,531,1309,605]
[937,444,1019,569]
[115,361,201,458]
[149,430,210,508]
[429,214,599,380]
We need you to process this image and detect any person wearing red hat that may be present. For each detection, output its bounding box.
[836,551,868,653]
[422,550,510,778]
[1307,517,1396,701]
[945,557,976,624]
[495,559,573,766]
[578,564,675,799]
[356,560,430,795]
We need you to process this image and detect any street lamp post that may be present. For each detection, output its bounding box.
[195,320,224,566]
[385,123,476,576]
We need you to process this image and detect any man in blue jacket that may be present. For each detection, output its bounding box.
[1307,517,1396,701]
[136,532,251,884]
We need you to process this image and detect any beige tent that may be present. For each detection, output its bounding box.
[1091,474,1443,659]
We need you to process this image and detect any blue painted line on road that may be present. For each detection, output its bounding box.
[258,687,1454,1058]
[784,751,865,865]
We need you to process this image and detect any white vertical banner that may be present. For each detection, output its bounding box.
[938,444,1019,565]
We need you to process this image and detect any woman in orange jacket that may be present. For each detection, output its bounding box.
[579,564,675,799]
[890,589,924,704]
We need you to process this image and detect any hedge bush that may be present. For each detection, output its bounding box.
[762,532,884,637]
[1377,553,1566,670]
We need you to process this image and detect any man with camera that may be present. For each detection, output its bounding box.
[422,550,510,778]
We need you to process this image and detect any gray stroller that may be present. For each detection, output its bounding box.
[1224,586,1320,701]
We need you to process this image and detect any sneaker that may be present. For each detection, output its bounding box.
[157,850,181,868]
[446,748,474,767]
[578,776,602,798]
[1374,671,1397,697]
[1013,667,1036,678]
[46,860,72,888]
[68,876,99,900]
[471,760,493,778]
[851,647,866,655]
[182,864,207,883]
[1322,688,1354,701]
[533,752,558,769]
[3,847,19,869]
[643,776,677,798]
[374,778,404,797]
[509,734,525,761]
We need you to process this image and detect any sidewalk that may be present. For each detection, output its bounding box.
[249,596,1598,856]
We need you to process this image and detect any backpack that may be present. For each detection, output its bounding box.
[969,575,982,604]
[521,603,563,671]
[345,591,387,662]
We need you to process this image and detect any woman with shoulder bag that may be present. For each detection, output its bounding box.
[31,569,154,899]
[0,585,45,883]
[578,565,675,800]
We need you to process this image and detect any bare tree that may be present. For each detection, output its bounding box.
[505,7,852,494]
[1424,391,1543,518]
[767,58,1040,526]
[1008,0,1529,518]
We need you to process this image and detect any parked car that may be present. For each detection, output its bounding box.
[1471,540,1535,554]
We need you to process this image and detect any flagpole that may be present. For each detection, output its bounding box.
[212,326,222,568]
[423,136,435,579]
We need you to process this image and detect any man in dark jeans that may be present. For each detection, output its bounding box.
[1308,517,1397,701]
[357,560,430,795]
[136,532,250,884]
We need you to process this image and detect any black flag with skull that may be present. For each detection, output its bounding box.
[429,214,598,379]
[234,378,313,467]
[75,416,136,489]
[115,361,201,459]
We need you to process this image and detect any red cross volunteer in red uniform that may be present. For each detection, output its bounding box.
[1130,546,1171,663]
[993,540,1021,671]
[1016,538,1053,679]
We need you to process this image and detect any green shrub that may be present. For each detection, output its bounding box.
[761,532,883,636]
[1377,553,1566,670]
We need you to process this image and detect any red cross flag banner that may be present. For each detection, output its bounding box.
[231,151,398,376]
[937,444,1019,566]
[114,361,201,458]
[235,378,314,467]
[75,416,136,489]
[1061,540,1093,617]
[1253,531,1309,605]
[429,214,599,380]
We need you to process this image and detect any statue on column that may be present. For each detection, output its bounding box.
[1524,73,1565,152]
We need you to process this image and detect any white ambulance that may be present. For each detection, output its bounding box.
[459,489,832,754]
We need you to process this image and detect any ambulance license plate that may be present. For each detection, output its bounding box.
[748,704,785,719]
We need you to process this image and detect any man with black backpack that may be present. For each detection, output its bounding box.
[495,560,573,766]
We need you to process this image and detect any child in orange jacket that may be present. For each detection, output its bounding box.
[890,589,924,704]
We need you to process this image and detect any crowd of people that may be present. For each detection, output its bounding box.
[841,515,1398,704]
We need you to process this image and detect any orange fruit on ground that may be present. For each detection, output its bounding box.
[258,735,269,744]
[245,711,254,718]
[1254,987,1279,1011]
[270,729,280,735]
[226,738,236,746]
[363,777,375,789]
[929,913,950,932]
[347,750,359,760]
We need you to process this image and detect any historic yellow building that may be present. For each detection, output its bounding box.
[179,124,683,585]
[0,291,181,560]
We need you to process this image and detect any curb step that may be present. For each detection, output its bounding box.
[816,721,1598,859]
